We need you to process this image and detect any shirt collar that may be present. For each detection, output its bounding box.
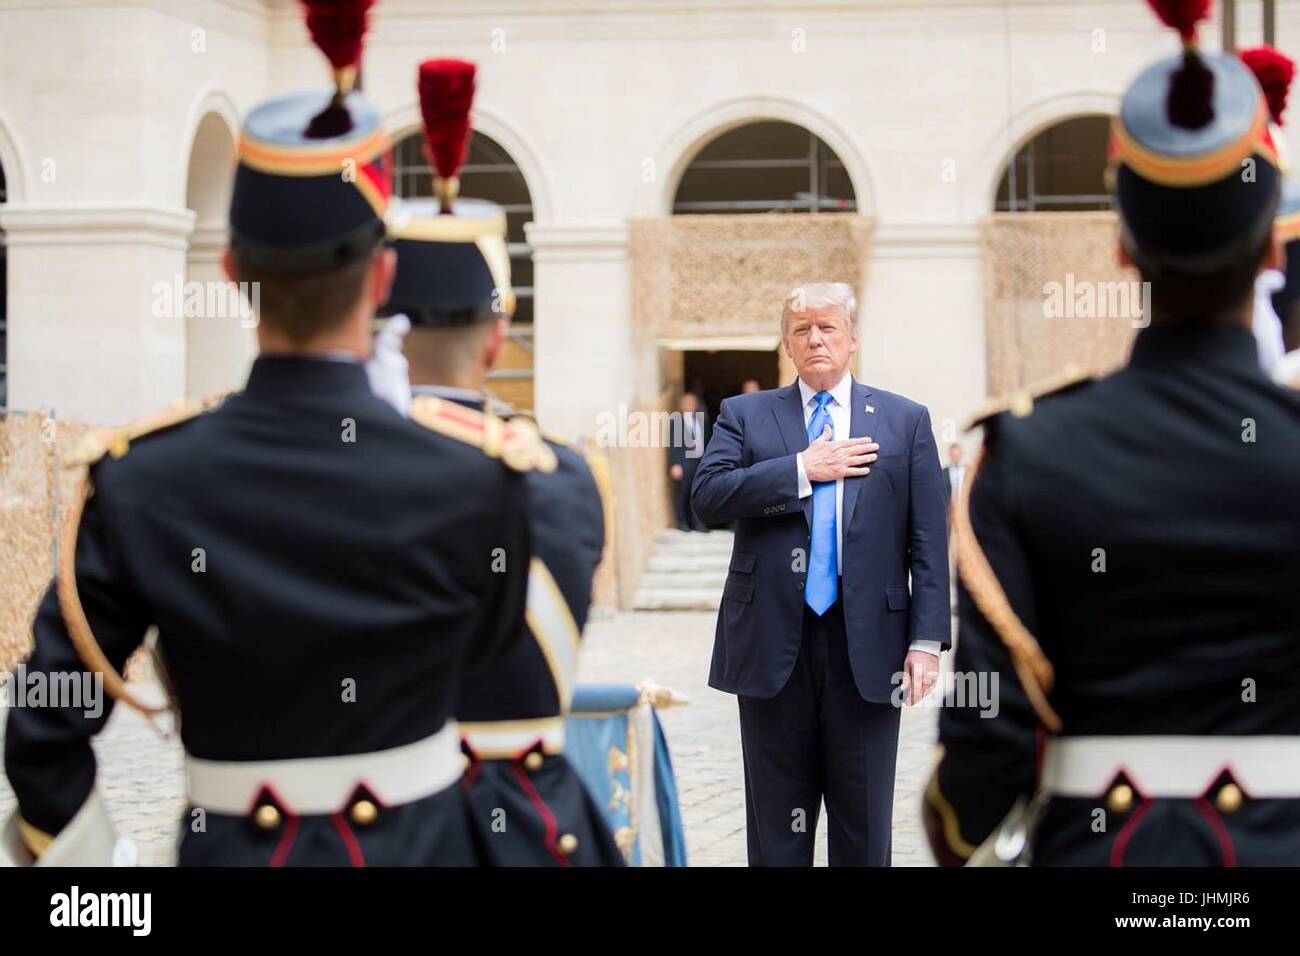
[798,371,853,409]
[412,383,486,410]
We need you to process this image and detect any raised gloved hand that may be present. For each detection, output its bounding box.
[366,313,413,417]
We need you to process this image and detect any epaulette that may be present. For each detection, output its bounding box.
[58,397,233,721]
[965,365,1094,430]
[66,392,230,468]
[484,397,571,450]
[409,393,557,474]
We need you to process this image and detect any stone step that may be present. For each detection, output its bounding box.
[637,569,728,589]
[634,529,733,611]
[653,530,734,547]
[632,587,722,611]
[645,553,732,573]
[651,539,736,556]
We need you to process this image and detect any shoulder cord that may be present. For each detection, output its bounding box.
[952,446,1063,732]
[57,473,169,720]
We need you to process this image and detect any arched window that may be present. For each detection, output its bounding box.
[393,131,535,409]
[672,120,856,214]
[995,115,1111,212]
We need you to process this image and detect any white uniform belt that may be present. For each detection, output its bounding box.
[461,717,566,759]
[186,722,462,817]
[1041,735,1300,799]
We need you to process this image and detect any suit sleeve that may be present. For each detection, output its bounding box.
[3,476,151,837]
[924,425,1041,865]
[691,397,801,524]
[907,407,951,647]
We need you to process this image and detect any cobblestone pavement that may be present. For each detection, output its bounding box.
[580,609,940,867]
[0,609,941,867]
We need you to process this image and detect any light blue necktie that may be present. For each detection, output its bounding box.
[805,391,838,615]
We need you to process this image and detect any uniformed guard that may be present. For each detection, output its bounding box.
[1241,45,1296,371]
[1273,181,1300,387]
[1,0,543,866]
[1237,44,1300,386]
[374,58,623,866]
[925,0,1300,866]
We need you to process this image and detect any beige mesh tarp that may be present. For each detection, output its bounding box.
[981,211,1139,396]
[1,414,95,672]
[611,214,874,606]
[629,213,874,343]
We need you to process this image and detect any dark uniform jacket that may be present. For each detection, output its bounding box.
[4,357,530,866]
[429,390,623,866]
[930,325,1300,866]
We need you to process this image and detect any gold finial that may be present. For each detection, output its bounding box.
[435,175,460,214]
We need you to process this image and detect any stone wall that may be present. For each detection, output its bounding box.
[981,211,1138,397]
[0,414,93,673]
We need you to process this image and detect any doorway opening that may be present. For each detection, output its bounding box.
[681,348,780,423]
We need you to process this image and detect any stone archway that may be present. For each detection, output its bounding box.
[184,109,250,398]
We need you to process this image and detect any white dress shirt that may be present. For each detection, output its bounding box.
[794,372,940,658]
[947,463,967,502]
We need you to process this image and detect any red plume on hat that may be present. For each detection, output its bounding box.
[1147,0,1214,130]
[1241,46,1296,126]
[300,0,375,138]
[1146,0,1212,44]
[418,59,477,212]
[302,0,375,97]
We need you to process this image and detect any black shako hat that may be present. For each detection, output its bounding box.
[379,59,513,327]
[228,0,391,276]
[1110,1,1282,274]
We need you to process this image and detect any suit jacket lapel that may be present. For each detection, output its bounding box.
[773,381,813,527]
[842,379,874,533]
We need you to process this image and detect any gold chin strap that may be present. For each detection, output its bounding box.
[57,474,168,720]
[952,446,1063,732]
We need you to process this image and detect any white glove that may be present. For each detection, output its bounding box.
[1252,269,1287,374]
[366,313,412,417]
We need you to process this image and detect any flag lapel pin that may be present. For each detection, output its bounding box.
[864,404,875,414]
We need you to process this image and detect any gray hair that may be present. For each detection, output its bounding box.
[781,282,857,332]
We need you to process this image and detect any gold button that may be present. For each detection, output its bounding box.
[608,747,629,774]
[557,833,579,856]
[1215,783,1243,814]
[459,753,472,771]
[350,799,379,826]
[1106,783,1134,814]
[524,752,545,772]
[253,804,281,830]
[613,826,634,852]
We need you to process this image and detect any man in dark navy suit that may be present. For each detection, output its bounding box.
[692,282,950,866]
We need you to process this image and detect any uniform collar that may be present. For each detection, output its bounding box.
[244,354,374,401]
[411,383,486,411]
[797,370,853,408]
[1128,324,1263,374]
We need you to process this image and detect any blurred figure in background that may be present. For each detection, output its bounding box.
[669,391,709,532]
[941,443,966,517]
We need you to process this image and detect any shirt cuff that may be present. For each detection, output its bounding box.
[796,452,812,499]
[908,639,942,657]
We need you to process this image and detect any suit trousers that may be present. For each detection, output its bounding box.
[737,599,902,866]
